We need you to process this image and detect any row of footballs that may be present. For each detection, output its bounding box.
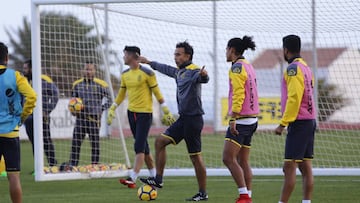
[43,163,127,174]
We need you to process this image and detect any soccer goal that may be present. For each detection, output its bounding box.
[31,0,360,181]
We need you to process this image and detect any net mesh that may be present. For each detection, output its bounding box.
[32,0,360,179]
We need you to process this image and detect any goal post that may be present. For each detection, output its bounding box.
[31,0,360,181]
[31,0,135,181]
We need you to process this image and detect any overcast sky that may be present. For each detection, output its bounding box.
[2,0,359,47]
[1,1,31,45]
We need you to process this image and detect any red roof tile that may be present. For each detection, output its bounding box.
[252,48,346,69]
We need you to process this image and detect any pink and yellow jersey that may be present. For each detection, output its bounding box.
[280,58,316,126]
[228,59,259,117]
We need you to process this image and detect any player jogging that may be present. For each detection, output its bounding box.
[138,41,209,201]
[275,35,316,203]
[224,36,258,203]
[107,46,174,188]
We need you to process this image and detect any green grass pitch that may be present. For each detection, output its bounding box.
[1,132,359,202]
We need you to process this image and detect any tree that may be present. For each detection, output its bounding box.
[317,79,347,121]
[6,17,31,70]
[6,12,120,97]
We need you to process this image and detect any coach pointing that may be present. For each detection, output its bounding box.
[138,41,210,201]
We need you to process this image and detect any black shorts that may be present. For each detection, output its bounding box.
[0,137,20,172]
[285,119,316,161]
[128,110,152,154]
[162,115,203,155]
[225,122,258,148]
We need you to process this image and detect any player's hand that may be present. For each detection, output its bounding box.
[107,103,117,125]
[137,55,151,64]
[70,111,81,117]
[19,115,26,126]
[20,115,26,124]
[161,105,175,126]
[275,125,285,135]
[199,66,207,76]
[229,119,239,136]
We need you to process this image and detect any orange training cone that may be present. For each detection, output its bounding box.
[0,155,7,177]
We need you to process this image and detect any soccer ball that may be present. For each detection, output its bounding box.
[68,97,84,114]
[71,166,78,172]
[49,166,59,173]
[43,166,50,174]
[59,162,73,172]
[98,164,109,171]
[109,163,121,170]
[78,166,88,173]
[137,185,157,201]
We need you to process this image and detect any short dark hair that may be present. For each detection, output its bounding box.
[176,41,194,60]
[85,61,97,68]
[0,42,8,65]
[227,36,256,55]
[24,59,32,68]
[283,35,301,53]
[123,46,141,55]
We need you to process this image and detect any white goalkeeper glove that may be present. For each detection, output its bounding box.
[107,103,117,125]
[161,103,175,126]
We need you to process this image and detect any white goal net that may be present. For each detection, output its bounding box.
[31,0,360,181]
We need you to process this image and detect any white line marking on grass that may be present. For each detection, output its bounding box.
[161,177,360,183]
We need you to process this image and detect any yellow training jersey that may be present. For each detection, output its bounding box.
[114,66,163,113]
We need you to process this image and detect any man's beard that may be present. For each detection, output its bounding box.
[283,53,288,62]
[25,73,32,80]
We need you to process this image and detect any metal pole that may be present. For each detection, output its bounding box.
[212,0,218,132]
[105,4,109,68]
[33,0,213,5]
[91,7,131,167]
[312,0,319,122]
[104,3,109,136]
[33,0,210,4]
[31,1,45,181]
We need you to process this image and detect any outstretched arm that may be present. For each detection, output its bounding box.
[197,65,209,83]
[138,56,177,78]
